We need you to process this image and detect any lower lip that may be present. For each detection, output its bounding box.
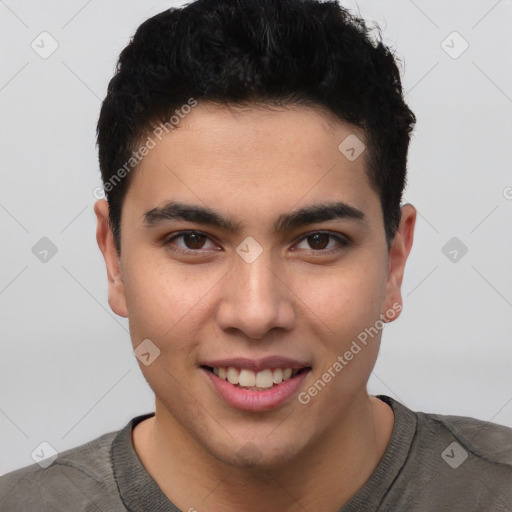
[202,368,310,412]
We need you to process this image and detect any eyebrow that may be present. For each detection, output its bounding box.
[143,200,366,233]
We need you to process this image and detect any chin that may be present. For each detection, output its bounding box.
[205,433,310,471]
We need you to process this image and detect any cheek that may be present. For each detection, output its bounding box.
[296,265,386,421]
[297,258,387,340]
[121,253,232,377]
[121,256,207,347]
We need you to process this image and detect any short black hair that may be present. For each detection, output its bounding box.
[97,0,416,255]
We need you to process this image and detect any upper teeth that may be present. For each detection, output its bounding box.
[213,367,296,388]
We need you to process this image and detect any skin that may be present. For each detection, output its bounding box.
[94,103,416,512]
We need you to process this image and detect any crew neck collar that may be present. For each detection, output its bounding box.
[111,395,417,511]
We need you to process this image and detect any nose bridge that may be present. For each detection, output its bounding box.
[239,249,278,302]
[217,245,295,339]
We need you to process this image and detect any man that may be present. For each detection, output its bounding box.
[1,0,510,510]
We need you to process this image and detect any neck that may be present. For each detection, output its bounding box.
[132,392,394,512]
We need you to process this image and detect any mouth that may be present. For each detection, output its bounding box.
[201,365,309,391]
[200,362,312,411]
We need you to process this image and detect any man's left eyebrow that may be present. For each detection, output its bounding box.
[274,201,366,232]
[142,200,366,232]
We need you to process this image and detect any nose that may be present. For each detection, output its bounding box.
[215,248,296,340]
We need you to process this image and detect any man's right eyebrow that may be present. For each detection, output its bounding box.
[143,201,242,232]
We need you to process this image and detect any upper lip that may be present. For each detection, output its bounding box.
[200,356,311,372]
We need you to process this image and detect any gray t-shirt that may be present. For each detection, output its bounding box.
[1,395,511,511]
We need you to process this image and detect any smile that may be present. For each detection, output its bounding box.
[200,362,311,411]
[205,366,306,390]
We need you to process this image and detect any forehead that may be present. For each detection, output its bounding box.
[122,103,381,229]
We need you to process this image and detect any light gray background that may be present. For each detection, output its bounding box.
[1,0,511,475]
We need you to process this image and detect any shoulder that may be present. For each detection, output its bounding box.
[377,397,512,511]
[405,407,511,510]
[0,430,124,512]
[421,409,512,466]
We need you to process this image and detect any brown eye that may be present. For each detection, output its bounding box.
[182,232,207,249]
[306,233,330,250]
[294,231,349,253]
[163,231,218,253]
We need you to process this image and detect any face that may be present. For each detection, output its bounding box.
[95,103,415,469]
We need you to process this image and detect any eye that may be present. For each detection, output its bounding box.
[162,230,350,256]
[293,231,349,253]
[163,231,219,253]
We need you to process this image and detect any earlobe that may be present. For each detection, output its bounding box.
[382,203,416,321]
[93,199,128,318]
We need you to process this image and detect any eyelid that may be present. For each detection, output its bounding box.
[163,230,220,252]
[291,230,350,252]
[162,229,350,254]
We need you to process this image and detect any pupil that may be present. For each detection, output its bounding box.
[308,233,329,250]
[184,232,206,249]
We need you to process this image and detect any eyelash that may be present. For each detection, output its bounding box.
[162,230,350,256]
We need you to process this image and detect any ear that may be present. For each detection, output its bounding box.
[94,199,128,318]
[381,203,416,322]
